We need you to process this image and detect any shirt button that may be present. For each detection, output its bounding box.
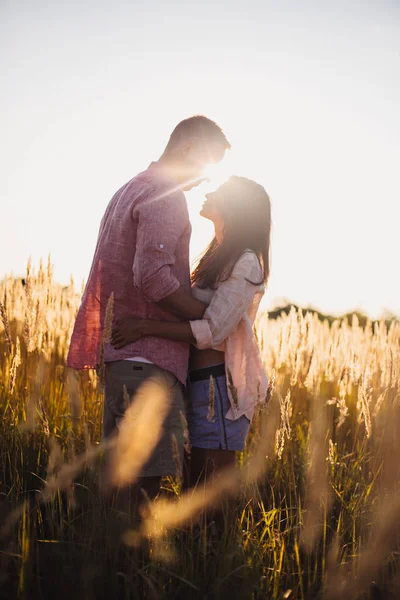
[159,244,164,249]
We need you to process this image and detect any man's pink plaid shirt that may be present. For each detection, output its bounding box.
[67,163,192,384]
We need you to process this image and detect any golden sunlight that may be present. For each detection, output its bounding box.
[203,150,238,190]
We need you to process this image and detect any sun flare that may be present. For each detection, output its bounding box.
[203,151,237,190]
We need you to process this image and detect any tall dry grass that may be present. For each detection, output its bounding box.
[0,259,400,599]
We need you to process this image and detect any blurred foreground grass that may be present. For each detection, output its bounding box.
[1,260,400,600]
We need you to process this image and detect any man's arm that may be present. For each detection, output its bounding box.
[111,318,195,349]
[112,253,261,350]
[133,186,208,320]
[158,287,207,320]
[132,189,183,303]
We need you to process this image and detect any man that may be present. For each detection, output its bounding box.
[67,115,230,500]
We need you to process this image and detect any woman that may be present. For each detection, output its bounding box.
[112,176,271,486]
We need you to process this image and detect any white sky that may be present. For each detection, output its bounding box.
[1,0,399,318]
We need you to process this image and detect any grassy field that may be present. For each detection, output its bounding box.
[1,259,400,599]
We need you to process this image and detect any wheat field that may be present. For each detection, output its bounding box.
[1,259,400,600]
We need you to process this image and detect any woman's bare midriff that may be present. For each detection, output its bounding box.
[189,347,225,371]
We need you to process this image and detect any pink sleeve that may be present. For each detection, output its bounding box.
[189,319,213,350]
[132,187,189,303]
[189,252,263,349]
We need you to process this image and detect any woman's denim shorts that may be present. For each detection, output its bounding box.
[187,363,250,451]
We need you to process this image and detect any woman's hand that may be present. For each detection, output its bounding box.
[111,317,148,349]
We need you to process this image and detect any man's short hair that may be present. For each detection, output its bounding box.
[165,115,231,154]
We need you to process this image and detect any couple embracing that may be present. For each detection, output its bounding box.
[67,116,271,503]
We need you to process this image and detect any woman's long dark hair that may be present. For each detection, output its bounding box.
[191,176,271,289]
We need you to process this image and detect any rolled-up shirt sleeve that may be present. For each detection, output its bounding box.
[189,252,263,350]
[132,187,189,303]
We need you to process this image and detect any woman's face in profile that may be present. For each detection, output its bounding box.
[200,191,222,223]
[200,182,228,223]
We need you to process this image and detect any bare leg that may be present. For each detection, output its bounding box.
[113,476,162,519]
[138,475,162,502]
[183,447,237,535]
[187,447,236,487]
